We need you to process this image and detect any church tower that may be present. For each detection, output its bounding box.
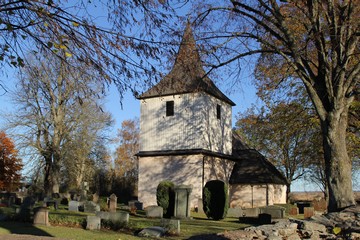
[136,22,236,208]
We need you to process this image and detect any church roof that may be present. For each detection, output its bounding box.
[229,148,288,185]
[137,22,235,106]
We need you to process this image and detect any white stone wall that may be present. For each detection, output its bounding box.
[139,92,232,154]
[138,155,204,208]
[229,184,287,208]
[138,154,235,208]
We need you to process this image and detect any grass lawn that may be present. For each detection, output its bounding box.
[0,208,251,240]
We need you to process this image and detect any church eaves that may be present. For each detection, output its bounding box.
[137,22,235,106]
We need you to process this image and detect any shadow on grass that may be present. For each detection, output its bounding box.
[188,234,230,240]
[0,221,53,237]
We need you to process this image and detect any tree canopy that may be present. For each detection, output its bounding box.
[194,0,359,211]
[0,131,23,191]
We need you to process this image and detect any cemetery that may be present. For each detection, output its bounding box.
[0,187,360,239]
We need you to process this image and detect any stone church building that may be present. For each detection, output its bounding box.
[136,23,287,209]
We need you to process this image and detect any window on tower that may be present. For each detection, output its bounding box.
[216,104,221,119]
[166,101,174,116]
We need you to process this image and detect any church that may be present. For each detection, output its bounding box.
[136,22,287,209]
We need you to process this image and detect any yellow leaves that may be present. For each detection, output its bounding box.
[65,52,72,58]
[72,22,80,27]
[333,227,341,235]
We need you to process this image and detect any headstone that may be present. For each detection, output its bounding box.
[173,185,192,218]
[92,193,99,204]
[86,216,101,230]
[108,193,117,212]
[289,207,299,216]
[244,208,260,217]
[33,207,50,226]
[19,196,35,222]
[227,208,244,218]
[160,218,180,234]
[304,207,314,219]
[138,226,166,238]
[96,211,129,223]
[69,200,79,212]
[145,205,163,218]
[260,206,286,219]
[84,201,100,213]
[96,211,110,220]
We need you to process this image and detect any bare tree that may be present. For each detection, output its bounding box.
[8,53,112,195]
[0,0,180,95]
[193,0,359,212]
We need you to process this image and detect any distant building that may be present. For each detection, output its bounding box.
[136,22,287,209]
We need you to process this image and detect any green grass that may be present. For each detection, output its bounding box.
[0,207,251,240]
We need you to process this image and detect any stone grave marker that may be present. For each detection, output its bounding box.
[160,218,180,234]
[304,207,315,219]
[33,207,50,226]
[68,200,79,212]
[244,208,260,217]
[19,196,35,222]
[86,216,101,230]
[173,185,192,218]
[108,193,117,212]
[227,208,244,218]
[260,206,286,219]
[289,207,299,216]
[145,205,163,218]
[197,198,204,214]
[84,201,100,213]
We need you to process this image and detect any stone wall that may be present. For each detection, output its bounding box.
[229,184,286,208]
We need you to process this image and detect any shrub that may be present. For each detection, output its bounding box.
[203,180,229,220]
[156,180,175,218]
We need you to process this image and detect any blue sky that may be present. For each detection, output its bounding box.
[0,64,327,192]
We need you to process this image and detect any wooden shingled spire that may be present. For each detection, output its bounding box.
[138,22,235,106]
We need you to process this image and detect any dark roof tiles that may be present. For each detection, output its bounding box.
[137,22,235,106]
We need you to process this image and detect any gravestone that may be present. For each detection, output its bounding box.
[84,201,100,213]
[138,226,166,238]
[33,207,50,226]
[19,196,35,222]
[86,216,101,230]
[96,211,129,223]
[108,194,117,212]
[68,200,79,212]
[173,185,192,218]
[304,207,315,219]
[160,218,180,234]
[289,207,299,216]
[227,208,244,218]
[260,206,286,219]
[244,208,260,217]
[145,205,163,218]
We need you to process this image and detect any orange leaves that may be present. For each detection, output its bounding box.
[0,131,23,192]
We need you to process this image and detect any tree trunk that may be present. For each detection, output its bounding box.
[321,109,356,212]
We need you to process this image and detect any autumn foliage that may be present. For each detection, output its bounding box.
[0,131,23,192]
